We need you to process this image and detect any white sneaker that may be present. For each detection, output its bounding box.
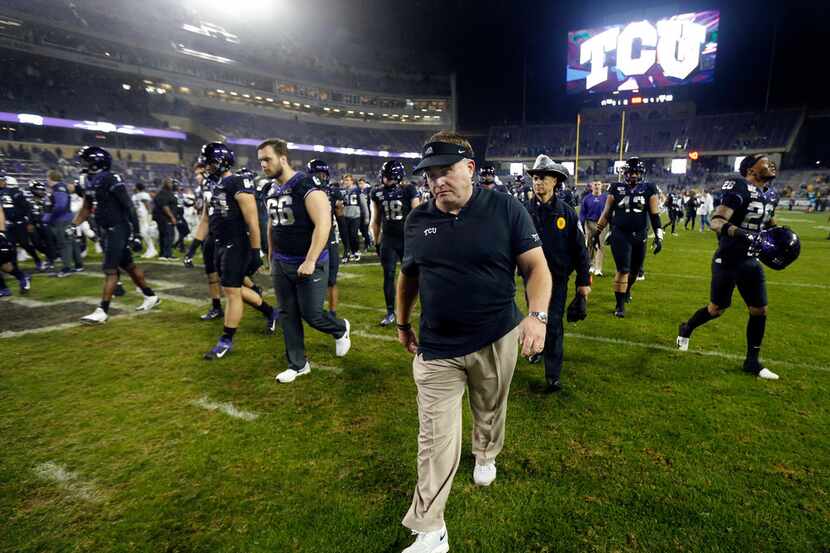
[335,319,351,357]
[758,368,779,380]
[276,362,311,383]
[676,336,689,351]
[81,307,108,325]
[473,460,497,486]
[402,526,449,553]
[136,294,160,311]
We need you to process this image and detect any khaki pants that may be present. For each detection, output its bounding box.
[402,325,520,532]
[585,220,606,274]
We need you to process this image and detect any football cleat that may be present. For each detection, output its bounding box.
[183,256,194,268]
[402,526,449,553]
[676,323,691,351]
[543,379,562,394]
[636,271,645,281]
[743,360,779,380]
[204,337,233,360]
[80,307,108,325]
[379,313,396,327]
[473,461,496,486]
[265,310,280,335]
[136,294,160,312]
[200,306,224,321]
[19,274,31,295]
[276,362,311,383]
[335,319,351,357]
[614,308,625,318]
[72,267,84,273]
[0,288,12,297]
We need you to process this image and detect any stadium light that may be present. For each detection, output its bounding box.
[689,151,700,160]
[122,83,131,91]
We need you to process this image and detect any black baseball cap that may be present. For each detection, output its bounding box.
[413,141,475,174]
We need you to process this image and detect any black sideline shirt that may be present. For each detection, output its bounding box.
[402,188,542,360]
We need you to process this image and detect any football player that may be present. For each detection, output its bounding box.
[370,160,419,326]
[0,173,40,276]
[478,165,508,193]
[341,174,363,262]
[677,155,781,380]
[510,174,532,207]
[663,189,684,236]
[595,157,663,318]
[0,196,29,296]
[183,158,224,320]
[307,159,343,317]
[258,139,351,383]
[131,182,158,258]
[200,143,278,360]
[70,146,159,324]
[25,179,57,271]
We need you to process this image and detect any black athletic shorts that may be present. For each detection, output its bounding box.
[214,240,249,288]
[203,234,216,275]
[327,242,339,287]
[710,255,767,309]
[609,228,646,274]
[101,223,134,272]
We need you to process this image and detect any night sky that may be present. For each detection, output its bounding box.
[349,0,829,130]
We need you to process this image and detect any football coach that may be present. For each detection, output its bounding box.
[395,131,552,553]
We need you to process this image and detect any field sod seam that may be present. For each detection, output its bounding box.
[33,461,104,503]
[190,396,259,421]
[0,307,159,338]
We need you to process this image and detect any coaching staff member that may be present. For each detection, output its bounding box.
[395,131,551,553]
[527,155,591,394]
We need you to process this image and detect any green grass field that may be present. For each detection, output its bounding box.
[1,212,829,553]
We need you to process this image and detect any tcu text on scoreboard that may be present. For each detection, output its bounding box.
[580,19,708,90]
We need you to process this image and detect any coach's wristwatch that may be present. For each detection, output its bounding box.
[528,311,549,324]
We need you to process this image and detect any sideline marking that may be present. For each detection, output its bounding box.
[190,396,259,421]
[33,462,103,502]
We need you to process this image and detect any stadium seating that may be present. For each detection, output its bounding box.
[487,111,803,159]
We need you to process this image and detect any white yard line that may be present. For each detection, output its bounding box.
[351,328,829,373]
[190,396,259,421]
[339,302,387,313]
[647,271,830,290]
[314,364,344,375]
[33,462,103,502]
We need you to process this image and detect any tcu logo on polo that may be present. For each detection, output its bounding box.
[424,227,437,237]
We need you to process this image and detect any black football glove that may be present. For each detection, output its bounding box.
[65,224,77,239]
[652,228,664,255]
[566,294,588,323]
[246,248,263,276]
[652,238,662,255]
[129,234,144,252]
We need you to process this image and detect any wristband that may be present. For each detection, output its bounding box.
[396,322,412,331]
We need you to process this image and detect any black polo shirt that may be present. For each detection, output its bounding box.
[402,187,542,360]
